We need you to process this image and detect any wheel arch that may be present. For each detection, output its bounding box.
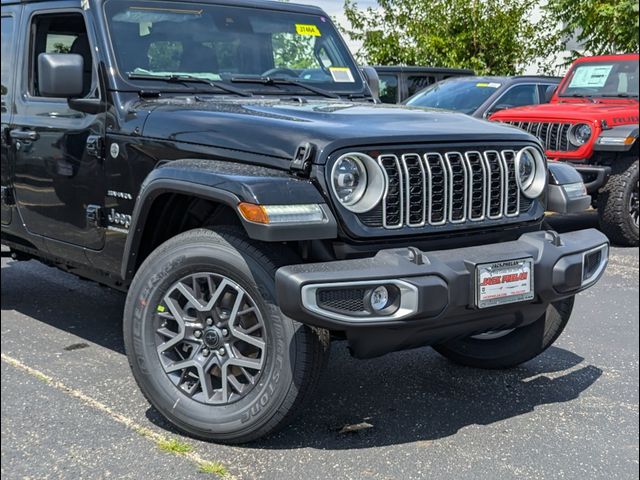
[122,177,245,280]
[121,159,337,280]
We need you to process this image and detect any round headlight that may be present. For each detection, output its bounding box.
[330,153,386,213]
[332,155,367,206]
[569,123,592,146]
[515,147,547,199]
[518,149,536,190]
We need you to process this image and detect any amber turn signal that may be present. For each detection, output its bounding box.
[238,203,270,224]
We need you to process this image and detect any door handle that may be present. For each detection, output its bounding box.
[9,129,39,141]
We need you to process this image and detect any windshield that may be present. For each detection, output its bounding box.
[104,0,365,95]
[405,79,501,114]
[559,59,639,98]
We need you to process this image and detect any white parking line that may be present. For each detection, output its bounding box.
[1,353,234,479]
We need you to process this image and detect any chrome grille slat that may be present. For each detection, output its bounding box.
[444,152,469,223]
[400,154,426,227]
[501,150,520,217]
[378,155,404,229]
[484,150,505,219]
[424,153,448,226]
[464,151,487,221]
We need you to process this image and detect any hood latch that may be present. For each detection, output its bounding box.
[290,142,315,177]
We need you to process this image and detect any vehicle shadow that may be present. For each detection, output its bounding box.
[244,343,602,449]
[1,257,603,450]
[0,258,126,354]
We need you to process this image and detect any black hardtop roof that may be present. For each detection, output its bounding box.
[441,75,562,83]
[373,66,475,75]
[0,0,325,15]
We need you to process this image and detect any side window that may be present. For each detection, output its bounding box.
[495,84,538,109]
[1,15,14,111]
[407,75,435,98]
[29,12,94,98]
[538,84,557,103]
[378,74,398,104]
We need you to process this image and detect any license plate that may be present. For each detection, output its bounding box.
[476,258,534,309]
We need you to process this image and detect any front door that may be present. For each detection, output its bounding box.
[1,7,21,226]
[11,6,105,250]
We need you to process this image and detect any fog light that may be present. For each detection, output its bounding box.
[369,286,390,311]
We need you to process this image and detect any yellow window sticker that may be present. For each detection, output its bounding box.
[296,24,321,36]
[476,82,501,88]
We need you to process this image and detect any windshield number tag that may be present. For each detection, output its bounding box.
[295,24,321,36]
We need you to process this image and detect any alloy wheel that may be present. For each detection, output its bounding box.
[154,273,266,405]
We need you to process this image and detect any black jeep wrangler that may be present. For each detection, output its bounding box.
[1,0,609,443]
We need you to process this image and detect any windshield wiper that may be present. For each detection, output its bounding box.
[598,93,639,98]
[230,76,340,99]
[128,73,253,97]
[558,93,594,98]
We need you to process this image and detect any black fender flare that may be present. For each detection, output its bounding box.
[594,124,639,151]
[121,159,337,280]
[547,161,592,214]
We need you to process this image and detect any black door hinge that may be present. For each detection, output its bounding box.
[86,204,107,228]
[0,186,15,206]
[290,142,315,177]
[86,135,105,159]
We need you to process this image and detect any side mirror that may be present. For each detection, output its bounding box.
[359,66,380,101]
[544,85,558,103]
[38,53,84,98]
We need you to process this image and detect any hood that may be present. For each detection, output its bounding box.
[491,100,640,127]
[140,98,535,161]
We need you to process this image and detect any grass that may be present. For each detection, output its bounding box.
[157,437,193,454]
[198,461,229,478]
[32,370,52,384]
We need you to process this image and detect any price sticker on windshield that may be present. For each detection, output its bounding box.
[296,24,321,36]
[330,67,355,83]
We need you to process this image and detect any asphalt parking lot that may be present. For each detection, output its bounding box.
[1,212,638,480]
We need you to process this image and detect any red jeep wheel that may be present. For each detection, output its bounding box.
[598,159,639,247]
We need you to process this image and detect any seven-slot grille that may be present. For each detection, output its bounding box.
[504,121,577,152]
[361,149,525,230]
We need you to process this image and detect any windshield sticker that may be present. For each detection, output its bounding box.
[330,67,355,83]
[569,65,614,88]
[295,24,321,36]
[476,82,501,88]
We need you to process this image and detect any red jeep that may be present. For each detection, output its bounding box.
[491,54,639,246]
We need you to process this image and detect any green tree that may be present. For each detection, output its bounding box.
[52,42,71,54]
[272,33,316,70]
[538,0,639,70]
[343,0,542,75]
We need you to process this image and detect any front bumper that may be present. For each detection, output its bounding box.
[572,165,611,194]
[276,229,609,358]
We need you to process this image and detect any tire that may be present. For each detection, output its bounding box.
[597,159,639,247]
[123,227,329,444]
[433,297,575,369]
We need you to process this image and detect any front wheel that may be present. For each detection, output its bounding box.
[123,228,329,443]
[433,297,575,369]
[598,159,639,247]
